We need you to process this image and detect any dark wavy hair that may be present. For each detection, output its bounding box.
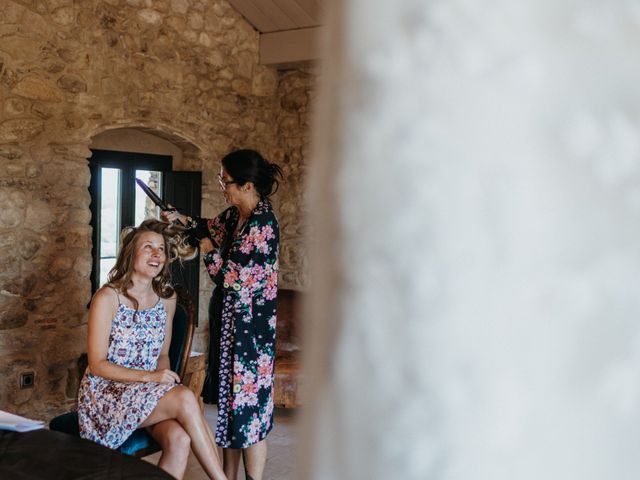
[106,219,183,311]
[222,149,283,199]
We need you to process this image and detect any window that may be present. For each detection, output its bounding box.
[89,150,172,292]
[98,167,120,288]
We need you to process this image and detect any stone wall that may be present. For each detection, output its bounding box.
[276,69,314,290]
[0,0,313,418]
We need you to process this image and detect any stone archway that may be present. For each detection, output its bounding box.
[84,124,216,352]
[87,123,209,171]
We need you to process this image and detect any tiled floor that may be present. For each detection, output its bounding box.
[144,405,298,480]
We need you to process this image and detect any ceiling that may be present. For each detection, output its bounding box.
[227,0,323,68]
[226,0,322,33]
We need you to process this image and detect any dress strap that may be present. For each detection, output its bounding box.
[110,287,121,305]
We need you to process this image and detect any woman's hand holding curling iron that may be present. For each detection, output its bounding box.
[161,204,188,226]
[146,368,180,385]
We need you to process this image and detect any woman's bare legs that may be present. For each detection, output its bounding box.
[242,440,267,480]
[140,386,226,480]
[201,406,225,476]
[223,440,267,480]
[223,448,242,480]
[149,420,191,479]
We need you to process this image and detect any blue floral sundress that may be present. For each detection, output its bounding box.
[77,296,176,449]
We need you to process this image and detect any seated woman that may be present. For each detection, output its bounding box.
[77,219,226,480]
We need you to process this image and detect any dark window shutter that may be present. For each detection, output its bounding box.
[163,171,202,322]
[89,162,101,295]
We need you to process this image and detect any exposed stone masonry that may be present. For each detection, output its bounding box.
[0,0,312,418]
[276,69,314,290]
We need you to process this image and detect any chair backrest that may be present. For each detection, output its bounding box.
[168,284,196,380]
[275,289,303,356]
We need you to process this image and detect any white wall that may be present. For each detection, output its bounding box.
[90,128,184,165]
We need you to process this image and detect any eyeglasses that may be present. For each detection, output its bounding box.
[217,174,237,190]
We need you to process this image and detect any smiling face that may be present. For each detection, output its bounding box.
[219,166,242,206]
[132,231,167,279]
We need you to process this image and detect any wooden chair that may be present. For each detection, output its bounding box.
[273,289,303,408]
[49,285,196,457]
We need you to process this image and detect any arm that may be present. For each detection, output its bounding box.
[87,288,178,384]
[155,294,177,374]
[162,205,231,250]
[201,209,235,283]
[202,246,225,285]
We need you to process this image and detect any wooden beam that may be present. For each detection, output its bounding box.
[260,26,323,68]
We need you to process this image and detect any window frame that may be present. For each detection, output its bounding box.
[88,149,173,294]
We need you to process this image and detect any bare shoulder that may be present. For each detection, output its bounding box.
[89,287,119,326]
[162,291,178,310]
[91,286,119,308]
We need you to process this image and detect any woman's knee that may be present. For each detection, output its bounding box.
[172,386,200,414]
[153,421,191,454]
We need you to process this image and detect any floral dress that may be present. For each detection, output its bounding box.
[193,199,279,448]
[77,296,176,449]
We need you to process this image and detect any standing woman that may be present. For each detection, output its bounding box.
[78,219,227,480]
[164,149,282,480]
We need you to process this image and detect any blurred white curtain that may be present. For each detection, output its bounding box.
[301,0,640,479]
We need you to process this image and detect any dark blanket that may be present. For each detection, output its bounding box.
[0,429,172,480]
